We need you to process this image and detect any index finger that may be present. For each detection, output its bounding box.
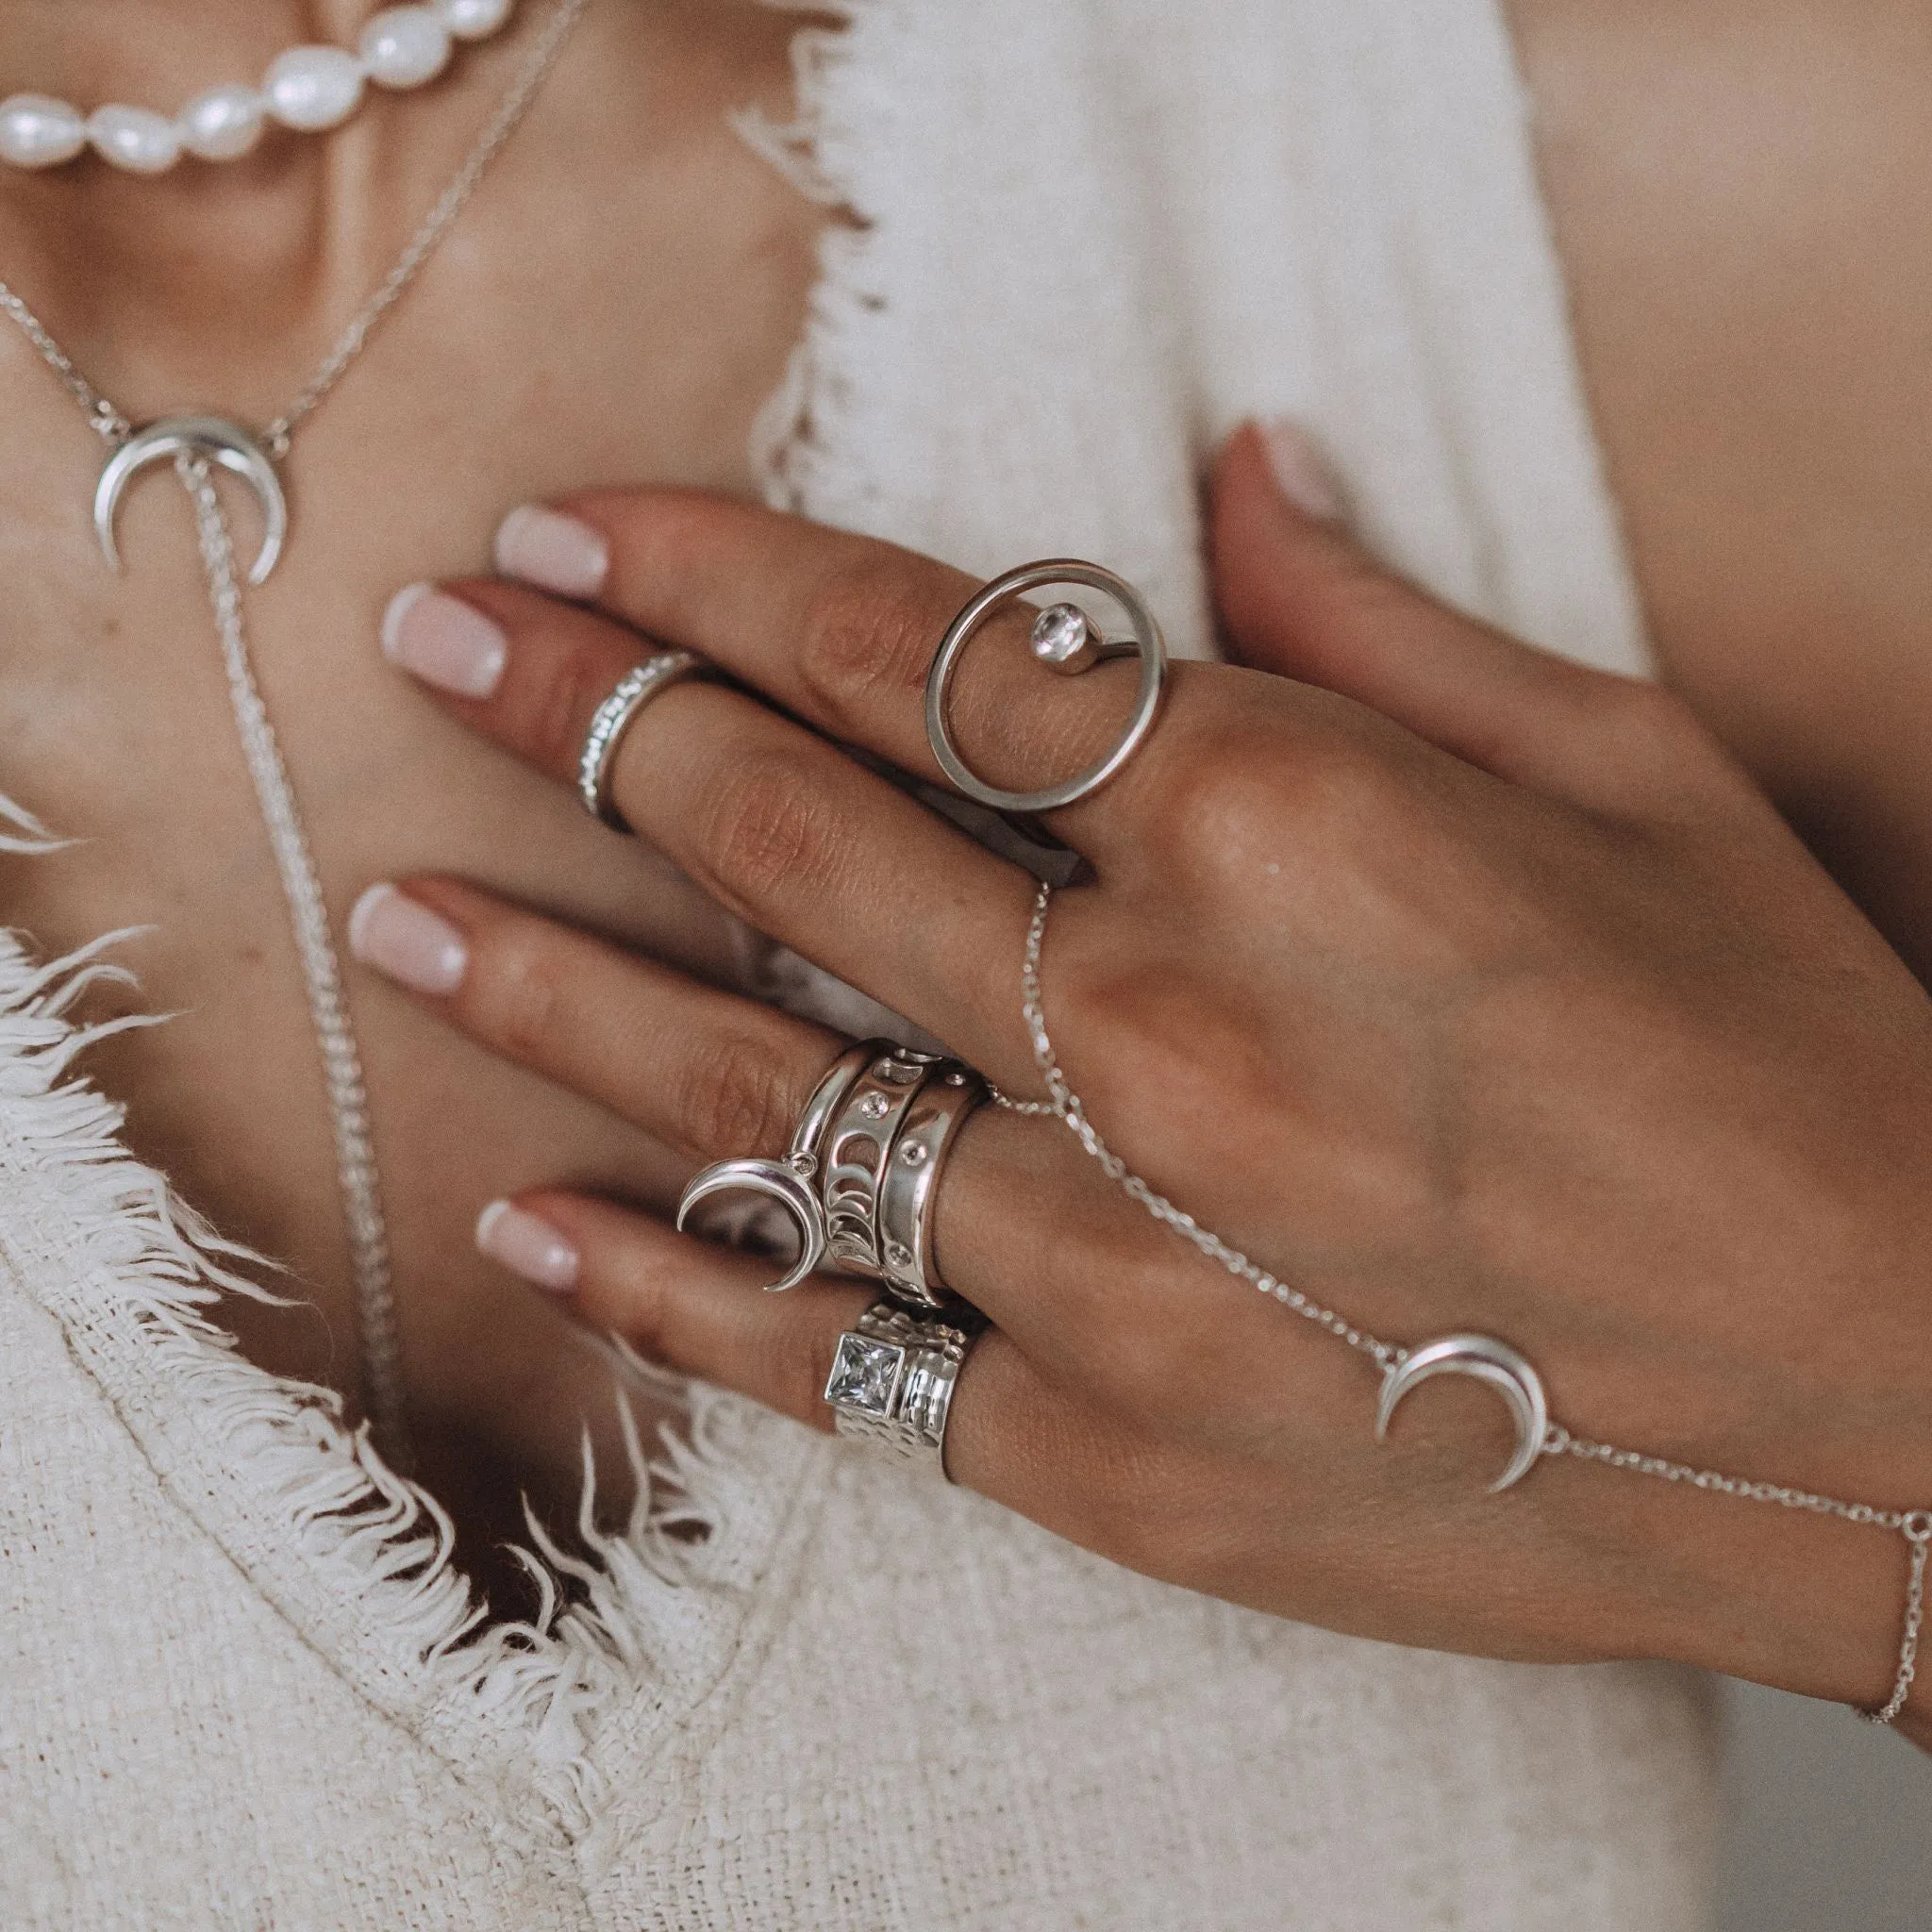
[494,491,1162,847]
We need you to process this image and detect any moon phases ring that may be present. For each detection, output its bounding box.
[924,560,1169,814]
[823,1297,985,1479]
[578,649,711,831]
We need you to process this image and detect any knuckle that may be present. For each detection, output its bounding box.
[694,747,845,909]
[462,924,573,1064]
[793,560,932,728]
[672,1029,800,1160]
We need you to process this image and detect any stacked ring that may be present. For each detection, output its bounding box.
[675,1038,987,1312]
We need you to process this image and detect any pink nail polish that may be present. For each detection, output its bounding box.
[347,884,468,995]
[1258,418,1346,523]
[492,504,608,599]
[380,583,508,698]
[476,1199,579,1292]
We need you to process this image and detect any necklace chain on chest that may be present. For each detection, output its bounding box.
[0,0,591,1467]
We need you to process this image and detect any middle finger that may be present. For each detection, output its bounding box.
[383,577,1042,1082]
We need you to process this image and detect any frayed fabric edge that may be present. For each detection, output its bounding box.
[0,896,797,1845]
[744,0,909,528]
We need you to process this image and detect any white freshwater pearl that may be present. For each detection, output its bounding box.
[0,93,86,169]
[435,0,515,42]
[361,8,453,89]
[177,85,265,161]
[89,105,181,174]
[264,46,365,132]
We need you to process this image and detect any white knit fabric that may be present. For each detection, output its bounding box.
[0,3,1716,1927]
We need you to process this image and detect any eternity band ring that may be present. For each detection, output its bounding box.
[924,559,1168,814]
[823,1298,985,1478]
[578,648,709,831]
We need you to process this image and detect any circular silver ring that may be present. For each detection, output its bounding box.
[578,648,708,831]
[924,559,1167,813]
[875,1067,987,1310]
[823,1297,984,1480]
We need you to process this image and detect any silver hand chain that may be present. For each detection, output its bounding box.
[996,878,1932,1725]
[0,0,591,1467]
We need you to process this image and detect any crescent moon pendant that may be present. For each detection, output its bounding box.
[675,1158,828,1293]
[1374,1332,1552,1493]
[95,416,288,587]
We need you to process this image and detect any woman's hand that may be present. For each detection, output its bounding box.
[355,425,1932,1737]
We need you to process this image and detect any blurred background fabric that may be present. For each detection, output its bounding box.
[1719,1679,1932,1929]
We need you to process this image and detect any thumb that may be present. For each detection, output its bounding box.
[1210,420,1668,808]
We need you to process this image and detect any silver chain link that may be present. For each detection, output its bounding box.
[998,878,1932,1725]
[0,0,591,1467]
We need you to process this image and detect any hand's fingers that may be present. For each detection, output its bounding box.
[350,873,847,1165]
[486,491,1182,852]
[1210,422,1724,815]
[479,1188,1168,1520]
[378,582,1041,1075]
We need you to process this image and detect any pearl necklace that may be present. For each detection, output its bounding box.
[0,1,517,176]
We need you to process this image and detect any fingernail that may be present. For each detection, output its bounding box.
[380,583,507,699]
[1258,418,1345,523]
[493,504,608,599]
[347,883,468,995]
[476,1199,579,1292]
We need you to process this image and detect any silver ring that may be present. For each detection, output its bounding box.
[875,1066,987,1310]
[577,648,707,831]
[820,1047,952,1283]
[924,559,1167,813]
[824,1298,983,1479]
[675,1040,875,1291]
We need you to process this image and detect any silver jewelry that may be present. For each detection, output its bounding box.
[0,0,590,1468]
[997,878,1932,1726]
[577,649,708,830]
[819,1047,951,1281]
[0,3,519,176]
[874,1066,987,1310]
[677,1041,987,1311]
[925,560,1168,814]
[675,1041,874,1292]
[823,1298,982,1477]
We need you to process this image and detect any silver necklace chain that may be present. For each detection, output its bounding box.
[0,0,591,1467]
[998,878,1931,1724]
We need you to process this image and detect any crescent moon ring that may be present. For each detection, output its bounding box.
[1374,1332,1552,1494]
[95,416,289,588]
[675,1158,829,1294]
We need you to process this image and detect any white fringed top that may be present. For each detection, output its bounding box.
[0,4,1716,1926]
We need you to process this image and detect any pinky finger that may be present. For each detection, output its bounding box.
[474,1191,1135,1514]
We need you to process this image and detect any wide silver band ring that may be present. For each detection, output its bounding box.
[578,648,708,831]
[824,1298,983,1479]
[875,1068,987,1309]
[924,559,1168,814]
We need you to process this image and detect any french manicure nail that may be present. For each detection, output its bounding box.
[492,503,608,599]
[476,1199,579,1292]
[347,883,468,995]
[380,583,508,698]
[1258,418,1346,523]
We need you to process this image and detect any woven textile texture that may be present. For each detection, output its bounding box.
[1,1,1720,1925]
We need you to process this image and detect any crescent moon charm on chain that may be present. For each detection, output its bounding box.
[94,416,289,587]
[675,1154,829,1294]
[1374,1332,1552,1493]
